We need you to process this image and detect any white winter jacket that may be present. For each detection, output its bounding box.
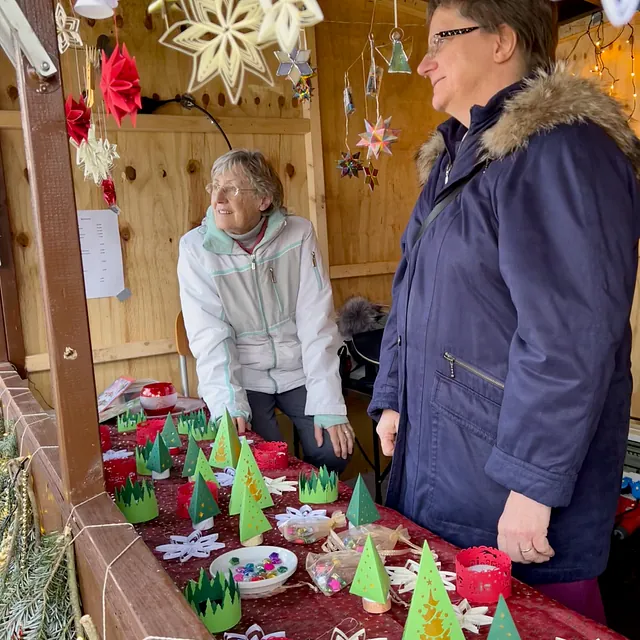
[177,208,347,422]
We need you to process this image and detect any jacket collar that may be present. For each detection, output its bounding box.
[416,62,640,185]
[202,208,287,255]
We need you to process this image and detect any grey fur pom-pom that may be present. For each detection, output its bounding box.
[337,296,383,338]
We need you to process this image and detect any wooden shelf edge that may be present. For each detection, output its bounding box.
[330,261,398,279]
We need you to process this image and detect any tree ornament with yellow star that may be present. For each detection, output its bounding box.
[158,0,274,104]
[258,0,324,53]
[357,116,400,160]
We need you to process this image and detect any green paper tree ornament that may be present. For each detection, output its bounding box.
[209,409,241,468]
[188,472,221,526]
[349,535,389,604]
[403,541,465,640]
[146,434,172,475]
[487,595,521,640]
[298,465,339,503]
[161,413,182,448]
[346,474,380,526]
[194,449,217,483]
[184,569,241,633]
[135,438,154,476]
[114,478,159,523]
[229,439,273,515]
[239,481,272,544]
[182,435,200,478]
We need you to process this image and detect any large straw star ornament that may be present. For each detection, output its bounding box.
[258,0,324,53]
[159,0,274,104]
[357,116,400,159]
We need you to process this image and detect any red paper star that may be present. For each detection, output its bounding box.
[101,177,117,207]
[100,43,142,127]
[356,115,400,159]
[65,95,91,145]
[364,162,379,192]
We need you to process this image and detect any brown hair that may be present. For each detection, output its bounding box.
[428,0,557,71]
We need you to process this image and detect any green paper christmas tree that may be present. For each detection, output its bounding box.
[229,439,273,515]
[299,465,339,503]
[114,478,159,523]
[209,409,241,468]
[135,438,154,476]
[194,448,218,484]
[349,535,389,604]
[188,472,221,527]
[487,595,521,640]
[183,569,241,633]
[346,474,380,526]
[239,481,272,544]
[161,413,182,448]
[403,541,465,640]
[146,434,172,476]
[182,435,200,478]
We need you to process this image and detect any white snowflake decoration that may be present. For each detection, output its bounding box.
[265,475,297,495]
[155,530,225,562]
[330,629,387,640]
[102,449,134,461]
[452,599,493,634]
[75,125,119,185]
[214,466,236,487]
[275,505,329,525]
[386,558,456,594]
[224,624,287,639]
[257,0,323,53]
[55,2,83,54]
[159,0,274,104]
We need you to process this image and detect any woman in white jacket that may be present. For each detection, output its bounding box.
[178,150,354,472]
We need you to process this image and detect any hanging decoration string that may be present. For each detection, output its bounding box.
[629,24,636,121]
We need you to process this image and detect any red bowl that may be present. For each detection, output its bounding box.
[177,480,220,518]
[254,441,289,471]
[140,382,178,416]
[103,456,136,493]
[456,546,512,605]
[99,425,112,452]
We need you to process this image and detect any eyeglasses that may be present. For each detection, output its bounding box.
[206,183,256,199]
[425,26,481,59]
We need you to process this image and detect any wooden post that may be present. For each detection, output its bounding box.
[14,0,103,502]
[303,26,330,265]
[0,145,26,374]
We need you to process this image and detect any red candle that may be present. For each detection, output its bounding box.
[136,418,180,454]
[176,480,220,519]
[456,546,512,605]
[253,441,289,471]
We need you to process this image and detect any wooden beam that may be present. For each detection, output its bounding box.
[15,0,103,503]
[303,26,330,265]
[330,261,398,279]
[0,144,26,375]
[0,110,311,135]
[26,338,177,373]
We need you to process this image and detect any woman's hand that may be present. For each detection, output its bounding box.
[376,409,400,456]
[233,417,252,434]
[497,491,555,564]
[315,422,354,460]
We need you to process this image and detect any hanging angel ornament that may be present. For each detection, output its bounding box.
[376,0,412,74]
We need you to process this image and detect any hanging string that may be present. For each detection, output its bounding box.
[629,24,636,121]
[393,0,399,31]
[68,0,84,97]
[344,72,352,151]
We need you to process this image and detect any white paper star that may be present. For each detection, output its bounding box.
[76,125,119,185]
[452,599,493,634]
[386,559,456,594]
[224,624,287,640]
[55,2,83,54]
[330,629,387,640]
[274,47,313,84]
[275,504,329,525]
[103,449,134,461]
[264,475,298,495]
[155,530,224,562]
[257,0,323,53]
[159,0,274,104]
[214,466,236,486]
[356,116,400,160]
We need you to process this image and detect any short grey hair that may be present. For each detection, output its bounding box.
[210,149,285,214]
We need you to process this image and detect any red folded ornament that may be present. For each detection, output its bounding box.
[99,424,111,452]
[103,456,136,493]
[455,546,512,605]
[65,94,91,145]
[101,177,117,207]
[100,43,142,127]
[177,480,220,519]
[253,441,289,471]
[137,418,180,453]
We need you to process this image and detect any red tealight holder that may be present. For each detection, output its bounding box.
[177,480,220,519]
[103,456,136,493]
[99,425,111,452]
[140,382,178,416]
[253,441,289,471]
[136,418,180,454]
[456,546,512,605]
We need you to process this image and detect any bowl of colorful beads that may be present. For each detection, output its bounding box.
[209,546,298,596]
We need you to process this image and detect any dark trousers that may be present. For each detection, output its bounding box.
[246,386,349,474]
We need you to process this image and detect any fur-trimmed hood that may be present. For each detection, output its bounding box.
[416,63,640,185]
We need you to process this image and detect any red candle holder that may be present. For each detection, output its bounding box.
[140,382,178,416]
[103,456,136,493]
[253,441,289,471]
[456,546,512,605]
[99,425,111,452]
[177,480,220,519]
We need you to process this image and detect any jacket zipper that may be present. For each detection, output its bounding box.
[269,268,283,313]
[251,254,278,393]
[443,352,504,390]
[311,252,322,291]
[445,163,451,184]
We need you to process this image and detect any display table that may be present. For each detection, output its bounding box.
[108,425,624,640]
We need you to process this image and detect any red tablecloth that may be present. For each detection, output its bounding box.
[107,425,625,640]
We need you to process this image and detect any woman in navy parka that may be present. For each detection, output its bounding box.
[370,0,640,620]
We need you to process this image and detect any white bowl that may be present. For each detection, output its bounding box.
[210,545,297,596]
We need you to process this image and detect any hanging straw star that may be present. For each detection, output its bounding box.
[55,2,83,54]
[265,476,298,495]
[76,124,119,185]
[258,0,324,53]
[452,599,493,634]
